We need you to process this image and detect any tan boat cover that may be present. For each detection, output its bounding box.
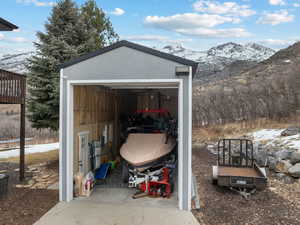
[120,133,176,166]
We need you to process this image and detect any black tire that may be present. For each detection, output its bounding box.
[122,161,129,183]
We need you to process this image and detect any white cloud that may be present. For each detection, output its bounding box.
[174,27,251,38]
[257,10,294,25]
[122,34,192,43]
[260,38,299,46]
[145,13,241,30]
[293,3,300,7]
[7,37,31,43]
[268,0,286,6]
[144,2,255,39]
[110,8,125,16]
[16,0,56,7]
[193,0,256,17]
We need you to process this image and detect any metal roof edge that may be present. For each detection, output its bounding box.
[60,40,198,74]
[0,17,18,30]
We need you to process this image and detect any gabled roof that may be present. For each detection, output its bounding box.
[60,40,198,74]
[0,17,18,31]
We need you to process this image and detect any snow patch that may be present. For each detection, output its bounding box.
[0,142,59,159]
[249,129,300,150]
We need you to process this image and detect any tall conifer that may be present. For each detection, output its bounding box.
[27,0,118,130]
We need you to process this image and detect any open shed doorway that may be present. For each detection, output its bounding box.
[69,81,182,209]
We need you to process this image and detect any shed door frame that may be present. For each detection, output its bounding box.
[61,78,191,210]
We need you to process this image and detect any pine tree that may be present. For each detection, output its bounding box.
[80,0,118,48]
[27,0,118,130]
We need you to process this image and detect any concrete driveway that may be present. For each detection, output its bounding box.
[34,200,199,225]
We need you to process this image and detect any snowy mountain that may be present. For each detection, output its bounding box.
[161,42,276,80]
[0,52,33,74]
[161,44,206,62]
[205,42,275,62]
[0,42,275,79]
[162,42,275,63]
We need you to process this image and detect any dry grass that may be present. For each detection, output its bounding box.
[193,117,299,144]
[0,104,20,114]
[0,149,59,165]
[0,111,58,141]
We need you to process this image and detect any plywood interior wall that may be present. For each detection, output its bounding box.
[73,86,117,173]
[137,89,178,118]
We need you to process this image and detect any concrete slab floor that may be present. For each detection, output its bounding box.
[34,201,200,225]
[80,187,178,208]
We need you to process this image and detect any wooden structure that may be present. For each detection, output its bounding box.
[0,69,26,180]
[0,17,18,31]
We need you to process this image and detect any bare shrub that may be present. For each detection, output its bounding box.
[193,70,299,128]
[0,114,58,143]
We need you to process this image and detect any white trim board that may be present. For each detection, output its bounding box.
[187,66,193,211]
[63,78,186,210]
[59,69,64,201]
[67,79,182,85]
[178,79,184,210]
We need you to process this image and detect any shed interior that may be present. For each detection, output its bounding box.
[72,84,179,204]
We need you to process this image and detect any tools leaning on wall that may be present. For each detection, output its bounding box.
[74,124,116,197]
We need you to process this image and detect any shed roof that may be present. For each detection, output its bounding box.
[60,40,198,74]
[0,17,18,31]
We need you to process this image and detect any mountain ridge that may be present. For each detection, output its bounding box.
[0,42,275,78]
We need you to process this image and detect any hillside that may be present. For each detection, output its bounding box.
[193,42,300,127]
[194,41,300,93]
[162,42,275,81]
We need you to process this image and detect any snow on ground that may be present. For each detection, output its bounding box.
[249,129,300,150]
[251,129,285,141]
[0,138,33,144]
[0,142,59,159]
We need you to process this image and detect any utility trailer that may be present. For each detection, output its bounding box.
[212,139,267,193]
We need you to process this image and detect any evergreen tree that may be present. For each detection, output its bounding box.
[81,0,118,48]
[27,0,118,130]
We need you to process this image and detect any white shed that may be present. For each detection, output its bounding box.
[59,40,197,210]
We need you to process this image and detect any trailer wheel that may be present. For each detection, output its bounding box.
[212,178,218,185]
[212,165,218,185]
[122,161,129,183]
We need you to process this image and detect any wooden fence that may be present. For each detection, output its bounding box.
[0,69,26,104]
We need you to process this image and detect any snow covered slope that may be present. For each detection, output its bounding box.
[161,44,206,62]
[161,42,275,80]
[162,42,275,63]
[0,52,33,74]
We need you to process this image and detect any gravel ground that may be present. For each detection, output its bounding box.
[0,162,58,225]
[192,147,300,225]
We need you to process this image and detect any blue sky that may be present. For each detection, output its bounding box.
[1,0,300,54]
